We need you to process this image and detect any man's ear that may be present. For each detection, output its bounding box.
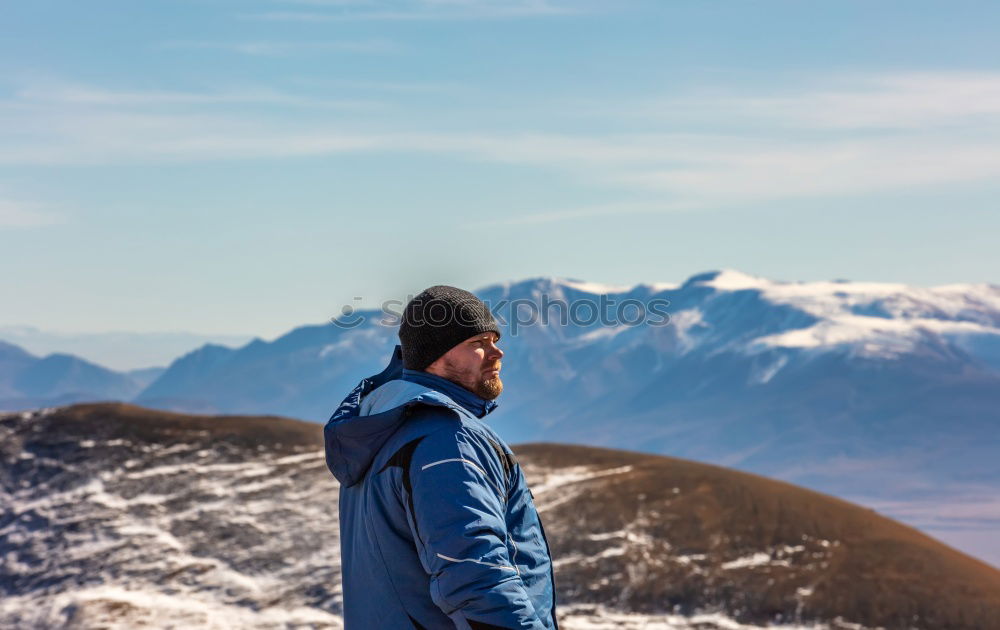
[424,357,442,377]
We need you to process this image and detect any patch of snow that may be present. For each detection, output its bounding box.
[645,281,681,292]
[721,552,772,569]
[115,524,186,551]
[721,551,792,570]
[559,604,842,629]
[778,545,806,555]
[319,328,383,358]
[153,443,199,457]
[552,553,585,569]
[0,585,343,630]
[594,546,627,559]
[272,451,324,466]
[700,269,772,291]
[673,554,707,566]
[234,478,288,495]
[560,279,635,294]
[664,308,706,355]
[530,465,635,496]
[675,271,1000,358]
[11,407,61,421]
[761,279,909,300]
[125,461,273,480]
[586,529,627,541]
[752,314,996,355]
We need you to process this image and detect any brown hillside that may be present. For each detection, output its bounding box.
[29,401,323,450]
[4,403,997,629]
[515,443,1000,630]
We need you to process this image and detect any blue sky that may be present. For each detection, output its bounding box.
[3,0,1000,338]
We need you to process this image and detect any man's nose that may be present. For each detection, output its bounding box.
[488,343,504,359]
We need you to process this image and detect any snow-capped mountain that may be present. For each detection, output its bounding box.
[3,404,997,629]
[4,270,999,566]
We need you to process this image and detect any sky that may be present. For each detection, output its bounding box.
[2,0,1000,339]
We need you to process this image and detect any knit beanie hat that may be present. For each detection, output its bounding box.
[399,285,502,371]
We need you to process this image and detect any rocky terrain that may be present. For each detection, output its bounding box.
[2,403,998,629]
[5,271,1000,566]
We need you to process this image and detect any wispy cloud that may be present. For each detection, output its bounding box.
[4,72,1000,218]
[630,71,1000,130]
[616,136,1000,203]
[848,487,1000,531]
[463,201,697,228]
[161,39,398,56]
[0,198,63,228]
[248,0,583,21]
[10,82,384,110]
[751,73,1000,129]
[294,78,462,93]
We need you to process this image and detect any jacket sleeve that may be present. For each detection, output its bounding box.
[402,421,548,630]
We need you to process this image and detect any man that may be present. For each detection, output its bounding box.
[325,285,558,629]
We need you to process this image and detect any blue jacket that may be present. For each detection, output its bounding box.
[325,345,558,629]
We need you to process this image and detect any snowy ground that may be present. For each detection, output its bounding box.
[559,605,869,630]
[0,408,884,630]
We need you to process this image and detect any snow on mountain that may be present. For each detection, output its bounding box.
[3,404,998,629]
[7,270,1000,567]
[675,269,1000,363]
[559,278,637,294]
[675,268,1000,360]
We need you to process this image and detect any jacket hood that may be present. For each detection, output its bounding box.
[324,344,479,487]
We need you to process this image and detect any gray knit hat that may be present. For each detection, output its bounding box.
[399,285,501,371]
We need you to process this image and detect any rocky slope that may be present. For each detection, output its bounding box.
[2,403,997,629]
[126,271,1000,567]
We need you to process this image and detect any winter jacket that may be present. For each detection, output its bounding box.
[324,344,558,630]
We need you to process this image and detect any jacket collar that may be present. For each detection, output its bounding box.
[401,368,498,419]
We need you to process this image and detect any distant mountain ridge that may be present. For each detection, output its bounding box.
[2,403,998,629]
[0,325,253,372]
[0,340,143,410]
[2,269,999,567]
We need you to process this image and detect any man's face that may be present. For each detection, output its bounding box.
[425,332,504,400]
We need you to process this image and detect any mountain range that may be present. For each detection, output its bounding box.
[0,325,252,373]
[2,269,998,567]
[2,403,998,629]
[0,340,156,410]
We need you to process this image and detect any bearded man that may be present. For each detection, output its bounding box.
[325,285,558,629]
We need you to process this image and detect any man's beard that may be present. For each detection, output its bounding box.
[474,374,503,400]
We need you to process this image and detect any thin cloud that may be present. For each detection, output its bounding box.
[630,71,1000,130]
[161,39,397,56]
[11,82,383,110]
[749,72,1000,129]
[247,0,583,21]
[294,78,462,93]
[848,488,1000,530]
[4,74,1000,216]
[462,201,696,228]
[616,137,1000,203]
[0,198,63,228]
